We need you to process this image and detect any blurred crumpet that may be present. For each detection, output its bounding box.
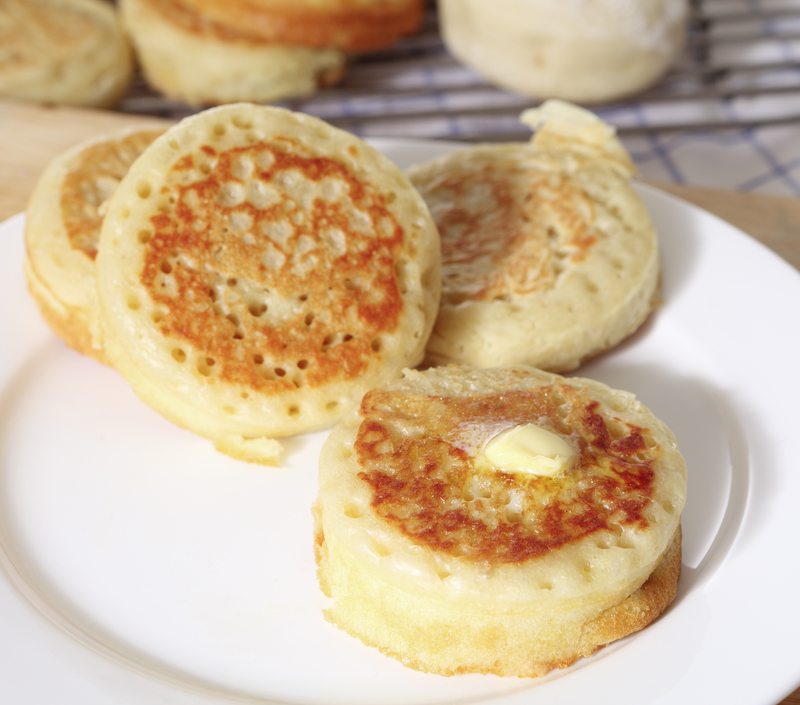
[119,0,424,105]
[438,0,688,103]
[0,0,133,108]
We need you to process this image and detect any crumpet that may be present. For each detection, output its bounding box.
[25,127,165,363]
[314,364,687,676]
[95,104,441,465]
[408,100,660,373]
[119,0,347,106]
[0,0,133,108]
[438,0,687,103]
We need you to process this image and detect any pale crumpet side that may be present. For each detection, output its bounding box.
[438,0,687,104]
[95,104,441,465]
[408,100,660,373]
[25,128,165,363]
[314,364,687,676]
[119,0,348,106]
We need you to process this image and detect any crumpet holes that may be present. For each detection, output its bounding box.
[196,357,215,377]
[326,400,339,413]
[248,302,267,317]
[172,348,187,363]
[504,507,522,523]
[136,180,152,199]
[137,229,152,244]
[607,418,627,440]
[287,405,300,417]
[126,295,141,311]
[343,502,364,519]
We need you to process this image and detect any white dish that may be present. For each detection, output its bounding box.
[1,138,800,705]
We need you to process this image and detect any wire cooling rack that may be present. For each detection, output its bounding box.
[118,0,800,142]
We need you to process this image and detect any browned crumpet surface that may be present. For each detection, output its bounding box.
[169,0,425,51]
[62,130,164,260]
[140,139,407,394]
[355,382,659,564]
[425,157,597,305]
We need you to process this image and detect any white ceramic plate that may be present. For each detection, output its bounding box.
[2,138,800,705]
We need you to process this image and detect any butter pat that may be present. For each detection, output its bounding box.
[482,424,574,477]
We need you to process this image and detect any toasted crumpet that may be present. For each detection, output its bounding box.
[120,0,347,106]
[25,128,165,363]
[0,0,133,108]
[408,100,660,373]
[95,104,441,465]
[314,364,687,676]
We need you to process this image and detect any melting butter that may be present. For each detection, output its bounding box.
[482,424,575,477]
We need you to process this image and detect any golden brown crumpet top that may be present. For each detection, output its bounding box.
[314,365,687,676]
[60,131,167,261]
[0,0,133,108]
[408,100,660,373]
[430,154,596,305]
[95,104,441,464]
[356,385,658,565]
[25,128,165,363]
[174,0,425,52]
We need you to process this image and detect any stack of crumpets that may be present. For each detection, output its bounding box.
[119,0,424,106]
[91,103,440,465]
[408,100,660,373]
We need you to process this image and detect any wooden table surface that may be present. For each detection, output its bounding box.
[1,97,799,705]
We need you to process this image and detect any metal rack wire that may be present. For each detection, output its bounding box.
[119,0,800,141]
